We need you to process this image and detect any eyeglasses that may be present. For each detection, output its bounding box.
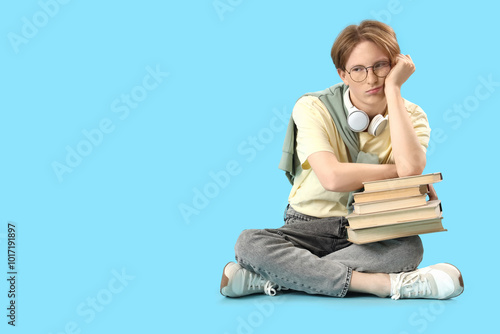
[345,61,391,82]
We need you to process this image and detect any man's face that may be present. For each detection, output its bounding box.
[338,40,391,113]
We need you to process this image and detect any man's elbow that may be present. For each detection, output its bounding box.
[322,180,339,192]
[396,153,426,177]
[397,168,422,178]
[321,173,349,192]
[397,162,426,177]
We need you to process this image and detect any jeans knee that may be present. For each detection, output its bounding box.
[234,229,261,260]
[409,235,424,260]
[399,236,424,271]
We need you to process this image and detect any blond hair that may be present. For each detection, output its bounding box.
[331,20,400,70]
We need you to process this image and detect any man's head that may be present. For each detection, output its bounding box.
[331,20,400,71]
[332,20,401,115]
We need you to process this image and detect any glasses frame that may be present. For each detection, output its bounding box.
[345,61,392,82]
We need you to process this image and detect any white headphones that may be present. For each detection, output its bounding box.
[343,88,388,136]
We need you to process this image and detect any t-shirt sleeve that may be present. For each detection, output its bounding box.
[292,96,336,169]
[406,101,431,152]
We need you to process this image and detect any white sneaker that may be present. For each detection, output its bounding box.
[390,263,464,300]
[220,262,285,297]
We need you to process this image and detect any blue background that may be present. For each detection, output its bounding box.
[1,0,497,333]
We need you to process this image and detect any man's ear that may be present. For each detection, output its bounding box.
[337,68,349,86]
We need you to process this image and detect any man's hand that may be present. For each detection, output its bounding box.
[384,54,415,92]
[428,184,438,201]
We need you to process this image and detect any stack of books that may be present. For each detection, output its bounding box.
[346,173,446,244]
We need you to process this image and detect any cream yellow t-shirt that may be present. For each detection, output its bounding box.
[288,95,431,218]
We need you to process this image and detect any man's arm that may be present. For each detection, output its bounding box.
[308,151,398,192]
[385,54,426,177]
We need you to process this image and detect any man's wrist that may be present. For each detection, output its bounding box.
[384,85,401,99]
[381,164,399,180]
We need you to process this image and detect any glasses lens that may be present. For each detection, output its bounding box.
[373,62,391,77]
[349,66,366,82]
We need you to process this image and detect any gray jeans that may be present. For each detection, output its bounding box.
[234,205,424,297]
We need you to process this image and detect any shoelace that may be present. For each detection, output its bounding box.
[392,272,431,300]
[247,272,284,296]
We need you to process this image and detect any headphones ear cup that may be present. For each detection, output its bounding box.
[368,115,388,136]
[344,88,370,132]
[347,110,369,132]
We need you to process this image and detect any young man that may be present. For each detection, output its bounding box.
[220,20,464,300]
